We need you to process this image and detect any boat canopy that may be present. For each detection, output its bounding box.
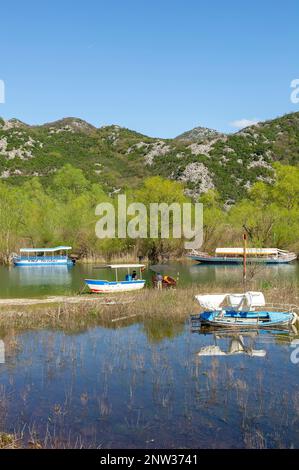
[195,292,266,310]
[20,246,72,253]
[215,247,279,256]
[105,264,145,269]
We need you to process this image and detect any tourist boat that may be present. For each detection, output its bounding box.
[85,264,146,293]
[187,247,297,264]
[191,291,298,328]
[13,246,75,266]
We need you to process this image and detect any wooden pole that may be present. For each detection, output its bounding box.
[243,233,247,290]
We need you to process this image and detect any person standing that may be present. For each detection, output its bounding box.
[157,272,163,290]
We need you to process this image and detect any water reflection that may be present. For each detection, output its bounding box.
[189,262,298,284]
[0,265,75,297]
[1,321,299,448]
[0,261,299,298]
[12,266,73,286]
[194,332,266,357]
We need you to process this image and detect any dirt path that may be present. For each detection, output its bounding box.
[0,295,133,307]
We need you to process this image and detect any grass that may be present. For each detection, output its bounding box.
[0,281,298,333]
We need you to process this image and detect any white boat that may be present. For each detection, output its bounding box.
[85,264,146,293]
[187,247,297,264]
[13,246,74,266]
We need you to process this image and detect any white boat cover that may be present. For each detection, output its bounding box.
[195,291,265,310]
[245,291,265,308]
[195,294,228,310]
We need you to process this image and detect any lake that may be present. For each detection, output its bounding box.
[0,260,299,298]
[0,260,299,448]
[0,319,299,448]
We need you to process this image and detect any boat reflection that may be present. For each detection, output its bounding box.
[195,332,267,357]
[192,322,299,358]
[12,265,72,286]
[189,263,298,284]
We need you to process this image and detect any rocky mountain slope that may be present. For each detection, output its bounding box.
[0,112,298,203]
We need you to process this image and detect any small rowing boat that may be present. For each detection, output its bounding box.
[85,264,146,293]
[191,291,298,328]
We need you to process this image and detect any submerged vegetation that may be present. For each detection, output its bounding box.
[0,283,298,449]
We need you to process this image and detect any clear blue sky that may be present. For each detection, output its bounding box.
[0,0,298,137]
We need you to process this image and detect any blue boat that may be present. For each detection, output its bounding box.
[13,246,75,267]
[192,292,298,328]
[187,248,297,264]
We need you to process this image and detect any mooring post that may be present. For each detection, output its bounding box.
[243,233,247,290]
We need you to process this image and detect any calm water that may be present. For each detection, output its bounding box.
[1,261,299,448]
[0,261,299,298]
[0,320,299,448]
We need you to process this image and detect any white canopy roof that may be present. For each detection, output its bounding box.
[215,247,279,255]
[195,291,265,310]
[20,246,72,253]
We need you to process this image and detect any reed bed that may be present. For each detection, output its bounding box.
[0,281,298,332]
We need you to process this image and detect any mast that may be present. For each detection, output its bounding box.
[243,233,247,289]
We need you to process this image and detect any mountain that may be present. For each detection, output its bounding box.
[1,112,299,204]
[175,126,223,142]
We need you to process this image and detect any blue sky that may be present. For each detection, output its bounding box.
[0,0,298,137]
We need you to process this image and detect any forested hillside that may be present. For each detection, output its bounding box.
[1,112,299,203]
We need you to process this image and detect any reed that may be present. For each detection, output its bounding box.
[0,282,298,333]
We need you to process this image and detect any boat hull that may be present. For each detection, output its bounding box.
[85,279,145,293]
[187,255,296,264]
[193,310,296,328]
[13,257,74,267]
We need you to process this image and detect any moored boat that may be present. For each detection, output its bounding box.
[85,264,146,293]
[187,247,297,264]
[13,246,75,267]
[191,291,298,328]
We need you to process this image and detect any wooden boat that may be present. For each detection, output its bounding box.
[13,246,75,267]
[85,264,146,293]
[187,247,297,264]
[192,292,298,328]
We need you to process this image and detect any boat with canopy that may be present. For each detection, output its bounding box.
[13,247,74,266]
[192,291,298,328]
[85,264,146,293]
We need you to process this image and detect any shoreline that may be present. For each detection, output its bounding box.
[0,285,298,329]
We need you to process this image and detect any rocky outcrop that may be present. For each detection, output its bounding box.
[179,162,215,197]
